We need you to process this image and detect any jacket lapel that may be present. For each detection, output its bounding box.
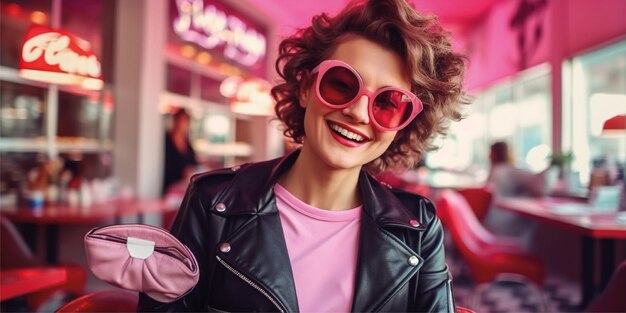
[350,172,426,312]
[217,202,300,313]
[212,153,300,313]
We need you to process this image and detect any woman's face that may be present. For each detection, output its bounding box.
[173,114,190,133]
[299,35,411,171]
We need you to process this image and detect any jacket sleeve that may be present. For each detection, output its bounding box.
[137,181,212,312]
[413,199,456,313]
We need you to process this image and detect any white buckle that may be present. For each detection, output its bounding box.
[127,237,155,259]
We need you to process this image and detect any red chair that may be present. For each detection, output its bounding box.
[437,189,545,308]
[376,171,407,189]
[55,290,138,312]
[457,306,476,313]
[1,217,86,310]
[403,183,431,198]
[1,216,40,269]
[456,185,493,221]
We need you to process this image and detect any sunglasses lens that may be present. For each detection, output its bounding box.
[319,66,360,106]
[372,90,414,129]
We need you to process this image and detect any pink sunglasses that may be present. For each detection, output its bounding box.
[311,59,423,131]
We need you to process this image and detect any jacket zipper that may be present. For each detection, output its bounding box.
[215,255,286,313]
[447,279,455,313]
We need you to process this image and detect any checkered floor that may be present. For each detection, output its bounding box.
[446,242,582,312]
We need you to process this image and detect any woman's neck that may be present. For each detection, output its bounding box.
[279,148,362,211]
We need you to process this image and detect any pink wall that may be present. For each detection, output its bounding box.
[458,0,626,92]
[566,0,626,55]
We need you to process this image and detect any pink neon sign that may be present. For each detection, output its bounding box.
[172,0,266,67]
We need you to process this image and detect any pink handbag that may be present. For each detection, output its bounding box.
[84,224,199,303]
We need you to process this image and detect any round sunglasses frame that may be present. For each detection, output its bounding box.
[311,59,423,131]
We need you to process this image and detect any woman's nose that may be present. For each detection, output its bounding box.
[341,95,370,124]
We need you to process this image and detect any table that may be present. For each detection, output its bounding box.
[0,198,175,263]
[494,197,626,308]
[0,267,67,301]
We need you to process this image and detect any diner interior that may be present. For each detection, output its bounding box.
[0,0,625,312]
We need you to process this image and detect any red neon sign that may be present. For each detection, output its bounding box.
[19,25,103,89]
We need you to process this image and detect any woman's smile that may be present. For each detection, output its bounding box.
[326,120,371,147]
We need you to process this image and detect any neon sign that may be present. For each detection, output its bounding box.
[19,25,103,89]
[221,77,274,116]
[172,0,266,67]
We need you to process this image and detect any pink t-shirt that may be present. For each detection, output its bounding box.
[274,184,362,313]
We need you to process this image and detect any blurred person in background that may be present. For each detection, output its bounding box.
[484,141,555,245]
[487,141,556,198]
[162,108,198,195]
[139,0,468,311]
[488,141,536,197]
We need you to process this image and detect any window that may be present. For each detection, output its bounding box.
[0,0,115,202]
[563,40,626,186]
[426,64,552,175]
[0,81,46,138]
[57,91,103,139]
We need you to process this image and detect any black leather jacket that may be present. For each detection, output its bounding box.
[138,151,456,312]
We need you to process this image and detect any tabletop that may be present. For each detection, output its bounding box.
[0,198,174,224]
[494,197,626,239]
[0,267,67,301]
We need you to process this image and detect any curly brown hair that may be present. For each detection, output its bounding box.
[271,0,469,173]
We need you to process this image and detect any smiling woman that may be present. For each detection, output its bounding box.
[138,0,468,312]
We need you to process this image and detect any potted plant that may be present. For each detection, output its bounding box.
[550,151,574,169]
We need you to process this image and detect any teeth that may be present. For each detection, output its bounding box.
[329,123,365,142]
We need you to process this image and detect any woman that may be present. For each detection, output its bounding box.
[139,0,467,311]
[485,141,551,247]
[487,141,555,198]
[162,108,198,195]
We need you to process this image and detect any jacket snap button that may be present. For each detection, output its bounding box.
[215,203,226,212]
[409,219,420,227]
[408,255,419,266]
[231,165,240,171]
[219,243,231,253]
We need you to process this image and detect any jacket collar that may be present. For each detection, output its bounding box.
[215,149,425,230]
[213,149,426,312]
